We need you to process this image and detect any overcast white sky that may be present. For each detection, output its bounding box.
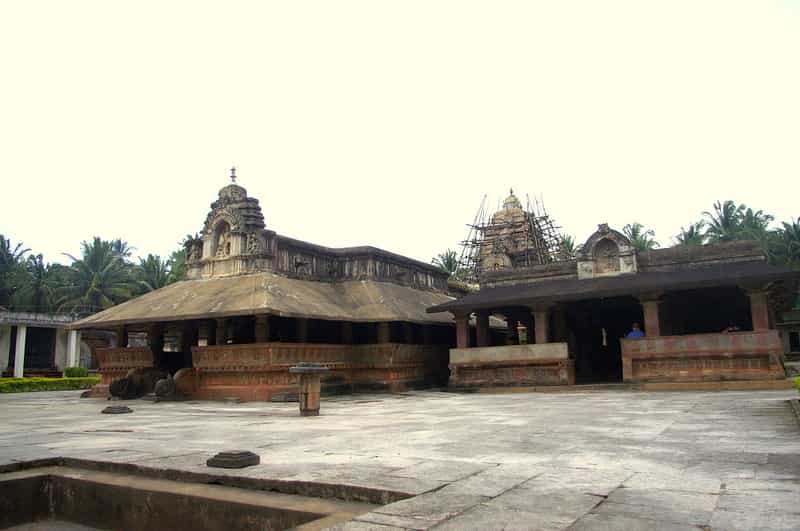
[1,1,798,265]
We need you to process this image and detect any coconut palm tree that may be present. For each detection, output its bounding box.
[432,249,461,277]
[674,222,706,246]
[14,254,58,313]
[0,235,29,308]
[110,239,135,261]
[167,248,187,283]
[56,237,136,315]
[623,223,660,252]
[135,254,171,293]
[703,200,746,242]
[768,218,800,269]
[558,235,582,259]
[739,207,774,241]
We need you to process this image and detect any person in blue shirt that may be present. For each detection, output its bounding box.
[625,322,645,339]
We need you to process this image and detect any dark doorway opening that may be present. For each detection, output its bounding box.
[8,327,56,370]
[566,297,643,383]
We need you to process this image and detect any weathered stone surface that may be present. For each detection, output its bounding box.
[1,389,799,531]
[570,512,697,531]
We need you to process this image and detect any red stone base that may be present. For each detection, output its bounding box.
[96,343,449,402]
[622,330,786,383]
[449,358,576,389]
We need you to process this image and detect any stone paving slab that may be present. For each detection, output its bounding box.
[0,389,798,530]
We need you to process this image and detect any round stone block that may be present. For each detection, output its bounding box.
[206,450,261,469]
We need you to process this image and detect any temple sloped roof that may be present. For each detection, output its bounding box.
[72,273,457,329]
[427,261,799,314]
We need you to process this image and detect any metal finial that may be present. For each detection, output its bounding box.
[230,166,237,183]
[509,188,514,195]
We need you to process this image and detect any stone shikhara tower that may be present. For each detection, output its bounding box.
[185,168,273,279]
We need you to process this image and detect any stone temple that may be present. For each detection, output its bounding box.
[430,215,799,389]
[73,172,462,401]
[72,177,800,399]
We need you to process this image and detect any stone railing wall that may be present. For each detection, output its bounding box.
[621,330,785,383]
[448,343,575,388]
[90,347,155,397]
[188,342,449,401]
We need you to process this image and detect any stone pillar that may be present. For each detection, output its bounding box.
[290,364,329,416]
[476,311,490,347]
[376,322,391,343]
[748,290,771,331]
[13,325,27,377]
[532,308,550,344]
[255,315,270,343]
[402,322,415,344]
[66,329,81,368]
[455,314,471,349]
[181,321,198,368]
[341,322,353,344]
[149,323,164,360]
[640,298,662,337]
[215,319,226,345]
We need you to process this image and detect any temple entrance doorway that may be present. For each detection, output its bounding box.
[566,296,643,383]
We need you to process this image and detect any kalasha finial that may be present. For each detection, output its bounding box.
[230,166,237,183]
[509,187,514,196]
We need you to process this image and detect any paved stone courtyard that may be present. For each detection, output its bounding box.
[1,389,799,530]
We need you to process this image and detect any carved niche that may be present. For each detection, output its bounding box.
[577,223,637,279]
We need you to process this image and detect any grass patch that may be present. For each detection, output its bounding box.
[0,377,100,393]
[794,376,800,391]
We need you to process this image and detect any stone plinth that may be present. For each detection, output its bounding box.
[449,343,575,388]
[289,363,329,416]
[621,330,786,383]
[187,342,448,402]
[206,450,260,469]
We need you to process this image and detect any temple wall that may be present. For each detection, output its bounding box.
[621,330,785,383]
[93,343,448,402]
[274,237,448,291]
[448,343,575,388]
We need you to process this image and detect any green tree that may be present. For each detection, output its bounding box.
[110,239,135,261]
[675,222,706,246]
[14,254,58,313]
[703,200,746,242]
[768,218,800,269]
[56,237,136,315]
[135,254,171,293]
[432,249,461,277]
[739,207,774,241]
[0,235,29,309]
[623,223,660,252]
[167,248,187,284]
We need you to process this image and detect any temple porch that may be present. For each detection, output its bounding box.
[445,284,787,388]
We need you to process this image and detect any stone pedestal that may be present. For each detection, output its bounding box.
[289,362,330,416]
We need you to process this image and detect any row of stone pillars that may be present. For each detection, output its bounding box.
[9,326,82,377]
[455,307,553,349]
[116,317,440,352]
[639,288,773,337]
[454,288,774,349]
